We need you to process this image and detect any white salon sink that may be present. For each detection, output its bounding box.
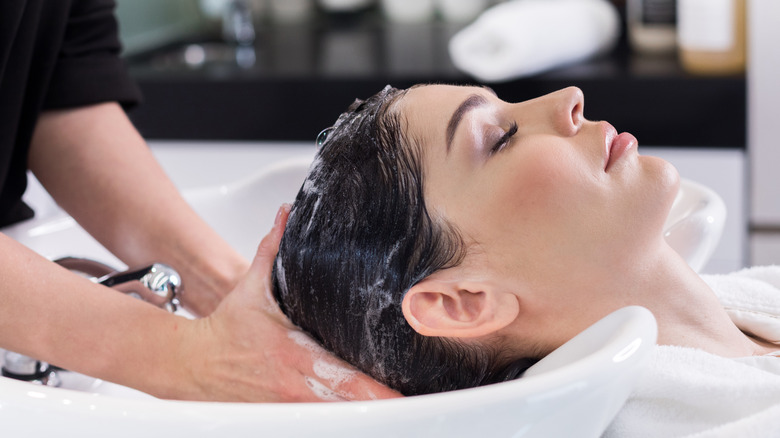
[664,178,727,272]
[0,304,656,437]
[0,143,725,437]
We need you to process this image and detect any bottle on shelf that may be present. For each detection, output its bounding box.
[677,0,746,75]
[381,0,435,23]
[627,0,678,54]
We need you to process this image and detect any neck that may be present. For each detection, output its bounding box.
[629,242,772,357]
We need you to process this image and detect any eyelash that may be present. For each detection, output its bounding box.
[490,121,518,155]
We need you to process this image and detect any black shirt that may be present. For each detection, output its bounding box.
[0,0,141,227]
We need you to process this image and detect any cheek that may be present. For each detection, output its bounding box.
[464,147,595,245]
[498,148,594,219]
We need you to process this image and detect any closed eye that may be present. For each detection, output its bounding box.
[490,122,518,155]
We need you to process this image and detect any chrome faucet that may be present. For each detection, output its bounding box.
[1,351,60,387]
[1,258,182,386]
[54,257,182,312]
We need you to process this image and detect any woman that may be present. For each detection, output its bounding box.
[273,84,777,397]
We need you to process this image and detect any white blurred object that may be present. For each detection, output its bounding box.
[381,0,436,23]
[449,0,621,82]
[200,0,228,18]
[436,0,488,23]
[200,0,267,18]
[319,0,374,12]
[270,0,314,22]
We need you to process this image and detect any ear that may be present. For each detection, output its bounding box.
[402,273,519,339]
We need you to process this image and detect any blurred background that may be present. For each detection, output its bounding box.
[114,0,779,273]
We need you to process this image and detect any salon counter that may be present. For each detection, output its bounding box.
[124,21,746,149]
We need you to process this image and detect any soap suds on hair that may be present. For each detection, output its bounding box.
[269,257,288,312]
[302,196,321,236]
[306,155,323,175]
[357,281,395,379]
[385,241,402,271]
[301,177,319,196]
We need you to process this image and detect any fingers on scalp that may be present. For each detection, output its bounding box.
[255,203,291,259]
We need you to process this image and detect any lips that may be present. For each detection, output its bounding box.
[602,122,637,172]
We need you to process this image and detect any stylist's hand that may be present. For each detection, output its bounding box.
[187,205,401,402]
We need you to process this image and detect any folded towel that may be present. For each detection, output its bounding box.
[603,346,780,438]
[604,266,780,437]
[448,0,620,82]
[704,265,780,343]
[689,404,780,438]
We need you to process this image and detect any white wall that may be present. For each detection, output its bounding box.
[748,0,780,265]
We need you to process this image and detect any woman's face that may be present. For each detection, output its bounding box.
[397,85,679,333]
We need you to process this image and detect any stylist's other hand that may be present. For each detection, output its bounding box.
[187,205,401,402]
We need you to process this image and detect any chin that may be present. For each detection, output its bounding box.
[648,157,680,229]
[634,155,681,235]
[640,154,679,192]
[658,158,681,204]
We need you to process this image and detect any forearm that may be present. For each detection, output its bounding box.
[0,234,197,398]
[28,103,248,315]
[2,209,401,402]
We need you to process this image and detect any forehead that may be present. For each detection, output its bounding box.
[400,84,480,120]
[398,84,487,148]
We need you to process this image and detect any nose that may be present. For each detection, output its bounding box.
[547,86,585,137]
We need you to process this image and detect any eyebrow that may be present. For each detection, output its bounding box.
[445,87,497,153]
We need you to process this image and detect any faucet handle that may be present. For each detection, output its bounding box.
[54,256,115,278]
[97,264,182,313]
[1,351,61,387]
[53,258,182,313]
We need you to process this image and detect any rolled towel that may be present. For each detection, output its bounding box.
[448,0,621,82]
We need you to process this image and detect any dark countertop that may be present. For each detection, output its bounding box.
[125,18,745,148]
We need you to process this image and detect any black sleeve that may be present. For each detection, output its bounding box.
[43,0,142,110]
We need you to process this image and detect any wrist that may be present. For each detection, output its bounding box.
[71,297,207,401]
[174,249,249,316]
[160,314,240,402]
[141,315,210,401]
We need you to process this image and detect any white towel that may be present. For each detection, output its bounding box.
[448,0,620,82]
[603,266,780,438]
[603,347,780,438]
[704,265,780,344]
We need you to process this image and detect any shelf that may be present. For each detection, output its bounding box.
[125,20,745,148]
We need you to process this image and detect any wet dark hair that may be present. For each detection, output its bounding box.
[272,86,536,396]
